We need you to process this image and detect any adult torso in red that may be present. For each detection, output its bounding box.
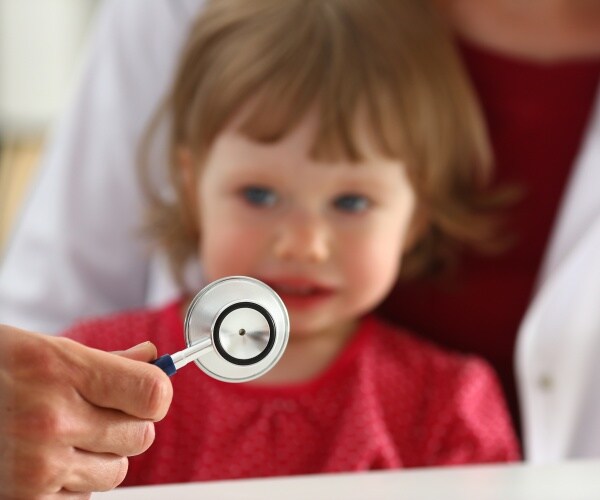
[377,38,600,436]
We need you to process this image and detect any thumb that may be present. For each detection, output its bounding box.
[113,341,158,362]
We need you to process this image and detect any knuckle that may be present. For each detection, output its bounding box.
[27,453,64,494]
[13,339,57,379]
[121,420,155,457]
[4,338,26,369]
[2,452,61,498]
[5,403,68,447]
[104,457,129,491]
[0,456,26,497]
[139,422,156,454]
[29,405,69,441]
[143,374,172,420]
[26,352,66,385]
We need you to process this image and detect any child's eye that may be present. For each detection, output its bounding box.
[333,194,371,213]
[241,186,278,207]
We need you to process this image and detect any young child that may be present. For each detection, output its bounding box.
[63,0,519,486]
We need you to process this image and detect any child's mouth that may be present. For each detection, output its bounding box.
[266,280,335,310]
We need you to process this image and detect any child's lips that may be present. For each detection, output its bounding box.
[265,279,336,310]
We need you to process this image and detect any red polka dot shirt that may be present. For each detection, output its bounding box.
[63,302,519,486]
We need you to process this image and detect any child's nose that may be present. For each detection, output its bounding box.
[274,214,330,264]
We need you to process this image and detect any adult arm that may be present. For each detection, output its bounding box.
[0,0,203,333]
[0,324,173,498]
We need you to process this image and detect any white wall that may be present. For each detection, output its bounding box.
[0,0,98,135]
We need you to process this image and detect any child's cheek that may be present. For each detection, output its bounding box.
[201,223,263,279]
[348,234,402,304]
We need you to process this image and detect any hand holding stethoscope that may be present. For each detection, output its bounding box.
[152,276,289,382]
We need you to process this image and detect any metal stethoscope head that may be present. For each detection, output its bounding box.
[153,276,289,382]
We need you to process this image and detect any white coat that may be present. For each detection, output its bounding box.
[516,89,600,462]
[0,0,598,463]
[0,0,204,330]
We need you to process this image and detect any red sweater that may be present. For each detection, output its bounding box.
[64,302,519,486]
[379,40,600,435]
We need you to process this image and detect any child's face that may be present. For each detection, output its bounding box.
[190,110,417,339]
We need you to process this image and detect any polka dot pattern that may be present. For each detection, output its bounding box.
[63,302,520,486]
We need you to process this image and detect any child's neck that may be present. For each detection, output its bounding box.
[179,297,359,386]
[252,319,359,385]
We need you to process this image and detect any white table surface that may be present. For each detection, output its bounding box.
[96,460,600,500]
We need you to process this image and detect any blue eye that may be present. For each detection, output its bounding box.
[333,194,371,213]
[241,186,278,207]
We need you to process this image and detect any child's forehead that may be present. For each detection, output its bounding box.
[221,96,402,165]
[209,119,407,181]
[207,132,409,195]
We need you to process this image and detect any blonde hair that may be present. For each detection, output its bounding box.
[140,0,510,286]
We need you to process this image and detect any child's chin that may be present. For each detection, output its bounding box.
[288,315,349,339]
[288,317,325,336]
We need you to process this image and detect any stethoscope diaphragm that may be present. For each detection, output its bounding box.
[153,276,289,382]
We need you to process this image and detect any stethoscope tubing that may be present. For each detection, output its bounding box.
[152,337,212,376]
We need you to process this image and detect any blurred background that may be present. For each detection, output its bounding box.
[0,0,99,251]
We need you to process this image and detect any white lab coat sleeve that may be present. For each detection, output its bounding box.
[516,85,600,461]
[0,0,205,334]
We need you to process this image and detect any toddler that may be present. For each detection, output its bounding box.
[65,0,519,485]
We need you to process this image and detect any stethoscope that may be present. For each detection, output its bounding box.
[152,276,289,382]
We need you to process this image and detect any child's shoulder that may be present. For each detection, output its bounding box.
[363,316,519,464]
[365,314,496,382]
[61,300,184,353]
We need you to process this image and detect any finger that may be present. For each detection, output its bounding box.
[13,394,156,458]
[64,339,173,421]
[4,442,123,498]
[57,491,93,499]
[62,449,129,494]
[3,407,143,497]
[56,492,92,499]
[72,405,156,457]
[0,488,90,500]
[112,341,157,362]
[20,387,156,458]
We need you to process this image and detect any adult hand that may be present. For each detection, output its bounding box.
[0,325,173,499]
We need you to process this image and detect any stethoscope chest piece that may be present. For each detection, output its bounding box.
[184,276,289,382]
